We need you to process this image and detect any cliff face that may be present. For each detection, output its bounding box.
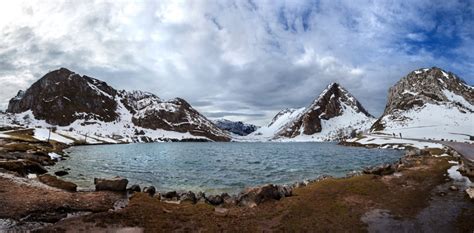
[7,68,230,142]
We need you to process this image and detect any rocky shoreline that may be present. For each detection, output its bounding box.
[1,135,474,231]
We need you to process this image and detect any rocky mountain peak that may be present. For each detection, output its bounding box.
[372,67,473,131]
[383,67,472,115]
[276,83,373,138]
[7,68,118,126]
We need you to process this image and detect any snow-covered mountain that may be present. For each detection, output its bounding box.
[247,108,305,140]
[212,119,258,136]
[4,68,230,143]
[371,67,473,142]
[248,83,375,141]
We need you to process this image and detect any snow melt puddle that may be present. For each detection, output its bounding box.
[447,165,472,187]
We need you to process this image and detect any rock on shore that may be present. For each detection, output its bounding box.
[94,177,128,192]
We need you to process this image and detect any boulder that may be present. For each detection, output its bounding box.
[220,193,238,205]
[38,174,77,192]
[363,164,396,176]
[196,191,206,203]
[238,184,283,207]
[214,207,229,216]
[162,191,178,199]
[94,177,128,192]
[0,160,47,176]
[206,194,223,205]
[128,184,141,193]
[143,186,156,196]
[277,185,293,197]
[179,191,196,204]
[54,170,69,176]
[466,188,474,200]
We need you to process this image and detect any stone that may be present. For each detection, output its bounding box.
[38,174,77,192]
[363,164,396,176]
[196,191,206,203]
[277,185,293,197]
[162,191,178,199]
[143,186,156,196]
[466,188,474,200]
[54,170,69,176]
[206,194,223,205]
[128,184,141,193]
[238,184,283,207]
[449,186,459,191]
[214,207,229,216]
[179,191,196,204]
[94,177,128,192]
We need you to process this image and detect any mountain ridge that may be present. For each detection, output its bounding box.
[5,68,230,142]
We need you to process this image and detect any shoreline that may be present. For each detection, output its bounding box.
[1,134,473,231]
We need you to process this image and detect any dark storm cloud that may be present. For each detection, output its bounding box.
[0,0,472,125]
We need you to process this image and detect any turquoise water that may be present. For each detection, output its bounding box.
[50,142,403,194]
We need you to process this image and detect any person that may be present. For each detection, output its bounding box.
[399,133,402,139]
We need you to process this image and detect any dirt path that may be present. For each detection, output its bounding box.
[440,141,474,160]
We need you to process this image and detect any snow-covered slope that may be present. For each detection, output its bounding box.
[371,67,473,142]
[248,83,375,141]
[3,68,230,143]
[246,108,305,140]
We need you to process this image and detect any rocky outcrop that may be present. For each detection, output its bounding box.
[237,184,291,207]
[94,177,128,192]
[0,160,48,176]
[372,67,474,131]
[6,68,230,142]
[38,174,77,192]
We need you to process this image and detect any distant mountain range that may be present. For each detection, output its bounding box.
[212,119,258,136]
[5,68,230,143]
[1,67,472,144]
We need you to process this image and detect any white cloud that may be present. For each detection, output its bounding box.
[0,0,472,125]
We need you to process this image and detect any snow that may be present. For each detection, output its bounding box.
[48,152,62,160]
[276,103,375,142]
[447,165,472,186]
[376,103,474,143]
[441,70,450,79]
[34,128,75,144]
[245,108,305,140]
[346,134,444,149]
[87,82,112,99]
[401,90,418,96]
[442,89,474,111]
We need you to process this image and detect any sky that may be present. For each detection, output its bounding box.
[0,0,473,125]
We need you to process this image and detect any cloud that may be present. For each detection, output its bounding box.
[0,0,472,125]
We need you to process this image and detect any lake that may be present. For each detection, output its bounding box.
[49,142,404,194]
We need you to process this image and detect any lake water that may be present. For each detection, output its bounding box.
[49,142,404,194]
